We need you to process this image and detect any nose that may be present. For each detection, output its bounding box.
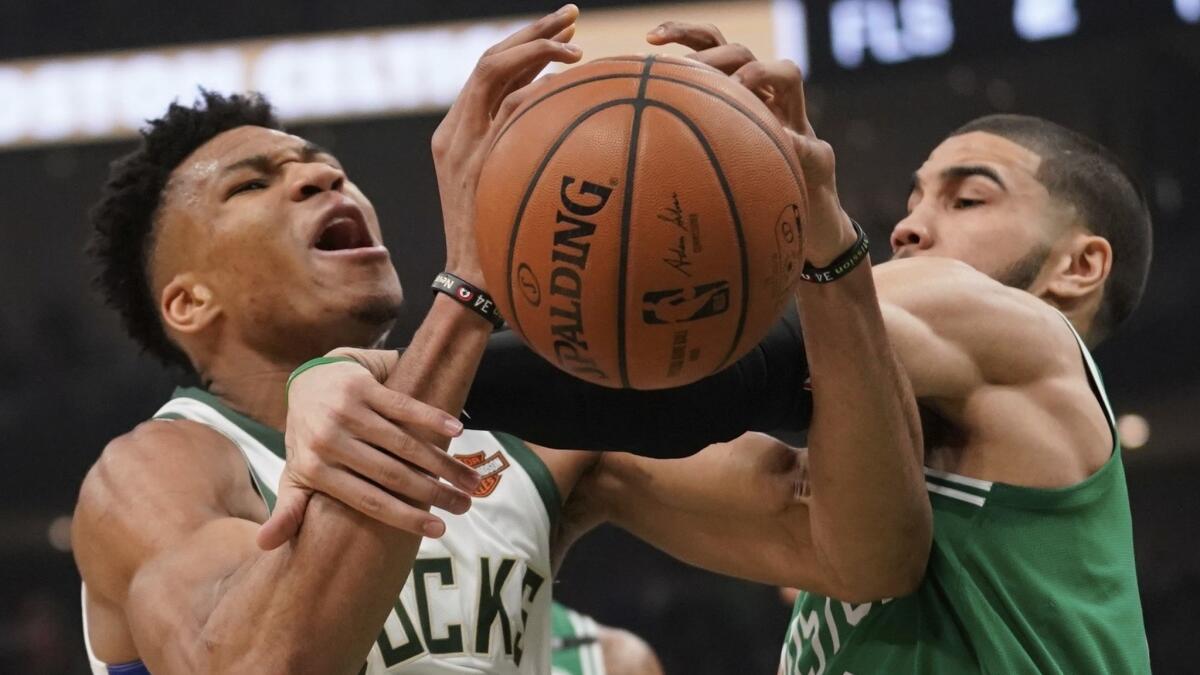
[288,162,346,201]
[889,213,934,254]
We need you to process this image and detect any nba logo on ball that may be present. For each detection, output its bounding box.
[475,54,807,389]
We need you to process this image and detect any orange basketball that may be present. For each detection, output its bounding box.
[475,54,807,389]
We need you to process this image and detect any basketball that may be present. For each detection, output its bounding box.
[475,53,807,389]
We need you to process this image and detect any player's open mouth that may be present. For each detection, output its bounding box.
[315,217,373,251]
[310,201,386,259]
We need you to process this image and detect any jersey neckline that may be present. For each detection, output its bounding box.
[171,386,286,460]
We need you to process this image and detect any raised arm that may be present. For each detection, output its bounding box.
[73,10,584,674]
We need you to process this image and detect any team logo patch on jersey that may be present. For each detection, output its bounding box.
[454,450,510,497]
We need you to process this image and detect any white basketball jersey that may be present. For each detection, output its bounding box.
[83,386,558,674]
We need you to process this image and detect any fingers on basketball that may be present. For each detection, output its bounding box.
[647,20,727,50]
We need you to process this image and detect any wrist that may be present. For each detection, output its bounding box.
[430,292,500,332]
[325,347,394,383]
[804,211,858,268]
[443,264,487,290]
[432,271,505,329]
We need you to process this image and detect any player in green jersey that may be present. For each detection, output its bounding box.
[548,22,1153,674]
[550,603,663,675]
[282,19,1153,674]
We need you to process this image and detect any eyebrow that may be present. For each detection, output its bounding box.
[221,141,334,175]
[909,164,1009,195]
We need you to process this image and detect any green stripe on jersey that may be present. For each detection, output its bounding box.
[168,387,282,510]
[172,386,286,459]
[494,432,561,531]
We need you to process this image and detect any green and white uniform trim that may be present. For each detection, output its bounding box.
[550,602,607,675]
[85,386,561,674]
[781,316,1150,675]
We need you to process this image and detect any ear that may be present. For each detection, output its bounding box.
[161,273,222,335]
[1044,232,1112,304]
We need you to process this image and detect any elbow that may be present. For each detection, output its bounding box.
[823,517,932,604]
[827,553,928,604]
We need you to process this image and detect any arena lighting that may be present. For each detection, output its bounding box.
[829,0,955,68]
[0,0,805,151]
[1013,0,1079,41]
[1179,0,1200,23]
[1117,413,1151,451]
[47,515,73,552]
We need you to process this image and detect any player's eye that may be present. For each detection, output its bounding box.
[953,197,984,209]
[228,179,268,198]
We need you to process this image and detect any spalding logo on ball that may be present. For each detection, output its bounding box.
[475,54,807,389]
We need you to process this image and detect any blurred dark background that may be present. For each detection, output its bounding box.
[0,1,1196,672]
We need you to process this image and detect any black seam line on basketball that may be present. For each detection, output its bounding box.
[503,97,640,347]
[643,73,804,192]
[615,55,655,388]
[643,98,751,375]
[493,73,642,148]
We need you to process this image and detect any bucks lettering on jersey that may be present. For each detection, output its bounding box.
[781,320,1151,674]
[83,387,561,675]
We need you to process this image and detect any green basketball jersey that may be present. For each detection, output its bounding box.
[781,322,1150,674]
[550,602,607,675]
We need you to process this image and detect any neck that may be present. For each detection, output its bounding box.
[199,342,294,431]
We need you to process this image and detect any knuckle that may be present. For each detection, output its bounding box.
[312,421,340,447]
[391,429,417,457]
[391,393,414,416]
[294,454,324,481]
[358,491,383,514]
[474,55,496,78]
[378,461,404,491]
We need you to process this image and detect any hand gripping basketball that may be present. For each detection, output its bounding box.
[648,21,857,267]
[431,4,583,289]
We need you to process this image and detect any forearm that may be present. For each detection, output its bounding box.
[797,261,927,596]
[200,299,491,673]
[462,310,812,456]
[593,448,819,588]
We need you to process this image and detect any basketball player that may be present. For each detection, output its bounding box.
[559,23,1154,674]
[273,20,1152,675]
[72,8,600,673]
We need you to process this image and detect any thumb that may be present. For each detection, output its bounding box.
[256,479,313,550]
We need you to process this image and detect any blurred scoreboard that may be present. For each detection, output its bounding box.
[0,0,1194,149]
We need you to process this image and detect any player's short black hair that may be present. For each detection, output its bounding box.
[88,90,282,371]
[950,114,1152,341]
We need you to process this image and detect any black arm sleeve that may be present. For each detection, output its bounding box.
[463,308,812,458]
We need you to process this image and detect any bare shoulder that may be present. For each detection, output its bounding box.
[874,257,1081,390]
[73,419,258,603]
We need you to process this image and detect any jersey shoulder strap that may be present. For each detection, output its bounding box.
[153,386,285,509]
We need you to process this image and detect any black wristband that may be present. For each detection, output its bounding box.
[432,272,505,329]
[799,219,870,284]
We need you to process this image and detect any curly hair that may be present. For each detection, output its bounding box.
[88,90,282,371]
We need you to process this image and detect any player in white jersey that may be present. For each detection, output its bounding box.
[83,387,559,673]
[71,7,629,673]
